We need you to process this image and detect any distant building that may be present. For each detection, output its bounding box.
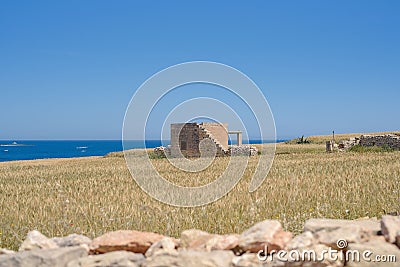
[170,122,230,157]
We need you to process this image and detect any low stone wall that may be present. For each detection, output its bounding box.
[229,145,258,156]
[338,134,400,151]
[360,134,400,149]
[153,145,258,158]
[2,216,400,266]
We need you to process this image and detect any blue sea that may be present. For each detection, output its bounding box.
[0,140,286,162]
[0,140,162,162]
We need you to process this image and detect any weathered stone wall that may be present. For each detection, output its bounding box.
[2,216,400,266]
[169,123,258,158]
[229,145,258,156]
[170,123,228,158]
[360,134,400,149]
[170,123,200,158]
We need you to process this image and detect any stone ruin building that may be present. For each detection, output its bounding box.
[169,122,228,157]
[153,122,258,157]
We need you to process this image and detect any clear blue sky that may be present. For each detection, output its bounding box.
[1,1,399,140]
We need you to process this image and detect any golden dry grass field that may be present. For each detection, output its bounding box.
[1,142,400,250]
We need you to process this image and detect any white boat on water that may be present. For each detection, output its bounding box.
[0,142,32,147]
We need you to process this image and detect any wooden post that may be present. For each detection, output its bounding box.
[326,141,333,153]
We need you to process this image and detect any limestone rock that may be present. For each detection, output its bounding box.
[52,233,92,247]
[285,231,315,250]
[90,230,164,254]
[353,217,382,235]
[315,226,363,249]
[67,250,144,267]
[345,241,400,267]
[142,250,234,267]
[19,230,58,251]
[0,248,15,255]
[180,229,215,250]
[239,220,292,253]
[381,215,400,243]
[232,253,280,267]
[0,246,87,267]
[205,234,240,251]
[180,230,239,251]
[145,237,178,258]
[364,234,387,243]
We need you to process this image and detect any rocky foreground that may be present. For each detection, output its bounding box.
[1,216,400,267]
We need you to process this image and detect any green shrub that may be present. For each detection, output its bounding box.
[296,135,310,144]
[148,152,167,159]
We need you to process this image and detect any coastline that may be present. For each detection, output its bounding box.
[0,140,286,163]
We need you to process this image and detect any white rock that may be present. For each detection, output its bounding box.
[142,250,234,267]
[239,220,292,253]
[0,248,15,255]
[180,229,214,250]
[145,237,177,258]
[52,233,92,247]
[346,241,400,267]
[381,215,400,243]
[315,226,362,249]
[19,230,58,251]
[285,231,315,250]
[67,250,144,267]
[0,246,87,267]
